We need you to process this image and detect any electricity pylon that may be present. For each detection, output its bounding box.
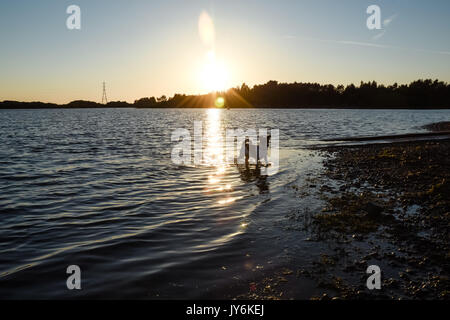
[102,82,108,104]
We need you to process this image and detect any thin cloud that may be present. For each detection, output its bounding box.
[335,39,450,56]
[294,35,450,56]
[334,40,394,49]
[372,30,387,41]
[383,14,398,27]
[372,14,398,41]
[414,48,450,56]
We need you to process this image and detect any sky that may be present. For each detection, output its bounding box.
[0,0,449,103]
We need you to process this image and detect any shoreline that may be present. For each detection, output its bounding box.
[305,137,449,299]
[234,137,450,300]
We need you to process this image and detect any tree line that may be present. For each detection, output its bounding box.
[2,79,449,109]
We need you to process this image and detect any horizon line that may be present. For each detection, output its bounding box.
[1,78,449,105]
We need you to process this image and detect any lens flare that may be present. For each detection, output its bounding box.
[215,97,225,108]
[198,11,215,47]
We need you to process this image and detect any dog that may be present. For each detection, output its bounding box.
[238,135,271,166]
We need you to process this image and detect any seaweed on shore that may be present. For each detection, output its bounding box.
[307,139,450,299]
[314,192,393,235]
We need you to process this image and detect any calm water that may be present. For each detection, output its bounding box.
[0,108,449,299]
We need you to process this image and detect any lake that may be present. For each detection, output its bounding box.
[1,108,449,298]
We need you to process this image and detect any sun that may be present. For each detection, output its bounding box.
[199,50,230,93]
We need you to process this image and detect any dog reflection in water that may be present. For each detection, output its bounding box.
[235,135,271,193]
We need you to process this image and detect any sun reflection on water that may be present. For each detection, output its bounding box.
[203,108,240,206]
[204,108,223,166]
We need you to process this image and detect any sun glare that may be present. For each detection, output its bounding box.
[197,11,231,93]
[199,51,230,93]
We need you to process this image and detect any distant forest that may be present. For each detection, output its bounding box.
[2,79,450,109]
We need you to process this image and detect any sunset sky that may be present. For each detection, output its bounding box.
[1,0,449,103]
